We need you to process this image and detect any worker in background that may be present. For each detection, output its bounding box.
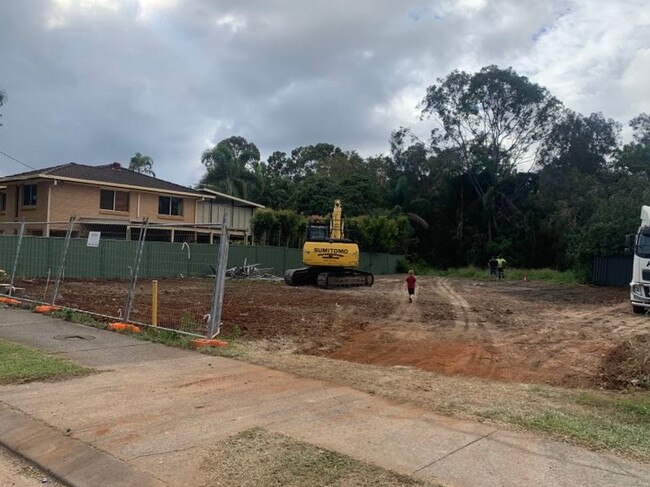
[405,270,417,303]
[488,256,498,279]
[496,256,507,279]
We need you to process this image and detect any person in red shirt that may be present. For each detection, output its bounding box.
[405,270,416,303]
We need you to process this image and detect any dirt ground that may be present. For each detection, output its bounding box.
[15,275,650,388]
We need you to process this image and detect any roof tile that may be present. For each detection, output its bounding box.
[0,162,200,195]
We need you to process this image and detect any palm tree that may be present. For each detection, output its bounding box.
[129,152,155,176]
[200,145,248,198]
[200,137,260,199]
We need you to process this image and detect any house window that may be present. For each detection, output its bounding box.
[158,196,183,216]
[100,189,129,212]
[22,184,37,206]
[0,192,6,211]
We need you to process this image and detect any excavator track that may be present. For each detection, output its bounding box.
[284,267,319,286]
[285,267,374,289]
[317,271,371,289]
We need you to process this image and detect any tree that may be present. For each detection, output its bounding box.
[251,209,306,247]
[422,66,561,175]
[129,152,155,176]
[617,113,650,178]
[420,66,562,243]
[630,113,650,145]
[536,111,620,173]
[348,212,413,254]
[248,160,292,209]
[251,209,278,245]
[200,136,260,198]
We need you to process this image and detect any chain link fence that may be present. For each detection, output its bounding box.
[0,218,229,338]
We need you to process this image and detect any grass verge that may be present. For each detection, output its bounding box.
[201,427,440,487]
[51,308,107,328]
[477,389,649,459]
[0,339,91,384]
[50,307,249,358]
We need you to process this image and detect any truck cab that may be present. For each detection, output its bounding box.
[628,206,650,313]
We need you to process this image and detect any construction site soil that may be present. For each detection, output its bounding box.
[16,276,650,388]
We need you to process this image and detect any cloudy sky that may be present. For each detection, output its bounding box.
[0,0,648,186]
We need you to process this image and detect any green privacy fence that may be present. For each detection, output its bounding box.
[0,235,403,279]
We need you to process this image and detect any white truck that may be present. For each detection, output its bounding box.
[627,205,650,313]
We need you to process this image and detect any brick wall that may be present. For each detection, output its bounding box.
[2,179,199,231]
[50,181,197,224]
[0,181,49,224]
[137,191,196,223]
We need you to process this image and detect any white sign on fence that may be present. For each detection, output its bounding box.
[86,231,101,247]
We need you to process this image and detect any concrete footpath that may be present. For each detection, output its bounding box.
[0,307,648,487]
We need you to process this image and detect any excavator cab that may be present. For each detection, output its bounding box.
[306,224,329,241]
[305,224,353,243]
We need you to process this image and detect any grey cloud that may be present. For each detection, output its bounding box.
[0,0,648,186]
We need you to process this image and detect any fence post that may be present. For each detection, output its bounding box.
[125,218,149,322]
[208,213,230,338]
[151,279,158,327]
[51,217,75,305]
[7,221,26,297]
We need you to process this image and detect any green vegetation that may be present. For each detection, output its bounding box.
[201,427,440,487]
[200,340,249,359]
[178,312,200,334]
[198,66,650,279]
[479,390,650,459]
[138,327,194,348]
[0,339,91,384]
[252,207,411,254]
[51,308,106,328]
[128,152,155,176]
[405,265,580,284]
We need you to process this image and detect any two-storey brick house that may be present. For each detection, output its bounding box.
[0,162,262,243]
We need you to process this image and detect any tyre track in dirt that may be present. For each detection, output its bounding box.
[433,278,475,331]
[326,277,614,385]
[446,278,650,386]
[429,278,505,379]
[328,278,508,380]
[448,279,597,384]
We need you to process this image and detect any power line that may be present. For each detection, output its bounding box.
[0,149,37,171]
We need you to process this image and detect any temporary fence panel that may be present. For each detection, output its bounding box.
[0,222,71,303]
[51,221,145,318]
[1,219,402,337]
[117,221,227,336]
[0,220,230,338]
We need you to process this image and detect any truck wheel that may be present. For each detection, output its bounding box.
[632,305,646,314]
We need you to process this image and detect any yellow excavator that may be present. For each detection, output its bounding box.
[284,200,374,288]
